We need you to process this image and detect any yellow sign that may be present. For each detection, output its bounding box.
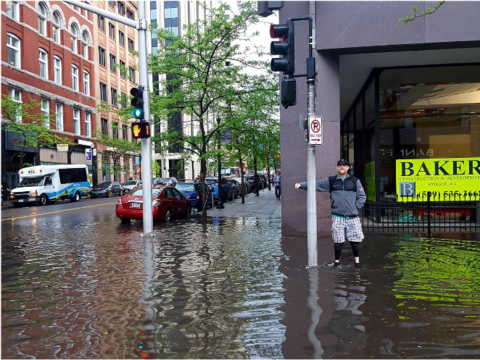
[396,157,480,202]
[365,161,376,202]
[57,144,69,152]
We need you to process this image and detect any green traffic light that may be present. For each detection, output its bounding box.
[131,108,144,118]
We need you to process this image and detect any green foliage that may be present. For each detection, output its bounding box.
[399,1,445,24]
[1,94,74,166]
[152,159,160,177]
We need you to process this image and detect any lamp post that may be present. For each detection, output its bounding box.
[216,116,224,209]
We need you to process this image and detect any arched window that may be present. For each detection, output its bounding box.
[70,23,79,53]
[82,31,89,60]
[52,11,62,44]
[6,33,21,68]
[38,2,48,36]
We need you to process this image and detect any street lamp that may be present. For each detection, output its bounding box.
[216,116,224,209]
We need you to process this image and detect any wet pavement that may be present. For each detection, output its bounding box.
[2,195,480,358]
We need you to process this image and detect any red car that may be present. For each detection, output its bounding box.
[116,186,191,223]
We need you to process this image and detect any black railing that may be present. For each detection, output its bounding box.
[361,192,480,234]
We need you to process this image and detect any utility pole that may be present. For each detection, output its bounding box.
[65,1,153,234]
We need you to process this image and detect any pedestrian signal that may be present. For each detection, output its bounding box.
[131,122,150,139]
[130,86,144,120]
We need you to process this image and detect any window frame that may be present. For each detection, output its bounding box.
[52,11,62,44]
[128,38,134,51]
[7,33,21,68]
[39,48,48,79]
[71,65,79,91]
[55,103,63,131]
[8,88,22,123]
[99,46,106,66]
[41,98,50,128]
[53,56,62,85]
[119,30,125,47]
[70,24,79,53]
[122,124,128,140]
[108,23,115,40]
[101,118,109,135]
[100,82,108,102]
[6,1,20,21]
[73,108,80,135]
[111,87,118,106]
[83,70,90,96]
[38,2,48,36]
[98,15,105,31]
[82,31,89,60]
[85,112,91,137]
[129,66,135,83]
[109,53,116,72]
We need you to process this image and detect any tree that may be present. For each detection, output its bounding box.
[399,1,445,24]
[1,94,73,167]
[149,1,265,221]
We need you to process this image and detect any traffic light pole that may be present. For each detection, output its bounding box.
[65,0,153,234]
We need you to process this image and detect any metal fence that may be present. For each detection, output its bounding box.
[361,192,480,235]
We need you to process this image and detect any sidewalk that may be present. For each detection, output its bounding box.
[204,187,281,220]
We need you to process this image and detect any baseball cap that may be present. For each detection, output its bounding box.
[337,159,349,166]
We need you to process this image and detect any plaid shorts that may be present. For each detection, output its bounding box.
[332,216,364,243]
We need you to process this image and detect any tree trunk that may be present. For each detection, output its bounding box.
[239,149,245,204]
[254,154,259,196]
[267,160,271,191]
[200,157,208,223]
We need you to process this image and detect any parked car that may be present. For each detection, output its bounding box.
[244,174,263,192]
[205,177,232,202]
[162,177,178,187]
[122,179,142,193]
[91,182,123,198]
[231,177,251,195]
[175,182,212,211]
[153,178,165,186]
[226,179,241,199]
[116,186,191,223]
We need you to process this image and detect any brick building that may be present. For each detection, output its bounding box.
[93,0,138,183]
[1,0,97,189]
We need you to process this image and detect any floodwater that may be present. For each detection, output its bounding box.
[2,211,480,358]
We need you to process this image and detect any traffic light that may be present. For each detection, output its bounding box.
[281,78,296,108]
[270,19,295,75]
[130,86,144,120]
[131,121,150,139]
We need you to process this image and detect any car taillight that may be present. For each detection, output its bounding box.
[116,199,122,205]
[152,199,162,207]
[196,192,200,200]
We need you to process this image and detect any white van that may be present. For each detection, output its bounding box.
[10,165,91,206]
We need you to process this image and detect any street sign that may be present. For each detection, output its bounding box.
[57,144,68,152]
[308,117,322,145]
[85,148,92,161]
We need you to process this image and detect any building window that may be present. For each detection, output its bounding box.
[71,65,79,91]
[39,48,48,79]
[70,23,79,53]
[8,88,22,123]
[41,99,50,128]
[83,70,90,96]
[82,31,89,60]
[85,112,91,137]
[6,1,20,21]
[98,15,105,31]
[111,88,117,106]
[99,46,106,66]
[113,122,118,139]
[108,1,115,8]
[38,2,47,36]
[128,38,134,51]
[6,33,20,68]
[101,118,108,135]
[123,125,128,141]
[118,2,125,16]
[164,3,179,36]
[53,56,62,85]
[100,82,107,102]
[119,60,126,77]
[119,30,125,47]
[129,66,135,83]
[73,108,80,135]
[55,103,63,131]
[127,8,135,20]
[108,23,115,39]
[52,11,62,44]
[109,54,116,72]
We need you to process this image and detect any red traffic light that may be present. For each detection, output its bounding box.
[270,24,288,38]
[130,86,143,98]
[131,121,150,139]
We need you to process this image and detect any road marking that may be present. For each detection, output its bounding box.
[2,202,117,222]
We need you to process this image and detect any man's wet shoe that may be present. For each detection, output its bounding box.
[354,262,361,269]
[333,262,340,268]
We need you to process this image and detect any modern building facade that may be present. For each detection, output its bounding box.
[275,1,480,237]
[1,0,96,189]
[92,0,138,183]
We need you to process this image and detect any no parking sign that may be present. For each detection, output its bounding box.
[308,117,322,145]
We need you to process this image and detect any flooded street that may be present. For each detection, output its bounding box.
[2,207,480,358]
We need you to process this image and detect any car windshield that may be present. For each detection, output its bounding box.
[124,181,137,186]
[96,182,111,189]
[131,189,163,197]
[19,176,44,187]
[176,184,195,192]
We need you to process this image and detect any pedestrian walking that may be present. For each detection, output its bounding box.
[294,159,366,268]
[273,170,281,199]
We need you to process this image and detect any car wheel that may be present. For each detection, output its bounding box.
[13,203,22,207]
[187,205,192,217]
[70,191,80,202]
[120,217,131,224]
[165,208,172,222]
[39,194,48,206]
[108,191,113,197]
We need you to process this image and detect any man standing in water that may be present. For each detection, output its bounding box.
[294,159,367,268]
